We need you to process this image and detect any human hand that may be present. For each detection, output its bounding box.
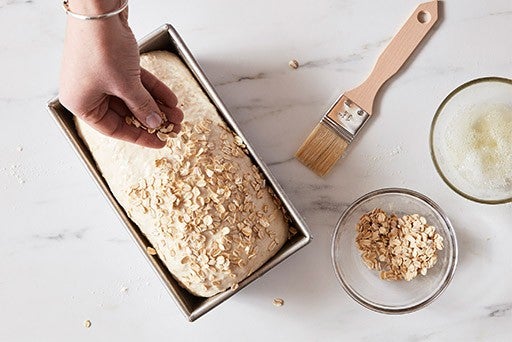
[59,1,183,148]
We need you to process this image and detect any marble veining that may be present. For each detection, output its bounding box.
[32,227,89,242]
[215,71,267,86]
[301,37,392,69]
[487,303,512,318]
[487,10,512,16]
[0,0,32,9]
[1,0,512,341]
[267,156,294,167]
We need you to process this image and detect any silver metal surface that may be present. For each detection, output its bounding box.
[46,24,312,322]
[323,95,370,143]
[62,0,129,20]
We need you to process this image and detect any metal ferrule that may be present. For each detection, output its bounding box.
[323,95,370,143]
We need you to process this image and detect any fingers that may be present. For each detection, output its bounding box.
[111,95,183,134]
[157,103,184,131]
[167,110,183,133]
[110,95,181,136]
[117,69,184,134]
[140,68,178,108]
[84,98,166,149]
[140,68,184,131]
[118,80,164,129]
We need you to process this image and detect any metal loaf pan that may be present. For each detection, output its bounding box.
[46,24,312,321]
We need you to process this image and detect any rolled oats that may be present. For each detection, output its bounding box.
[122,110,293,295]
[288,59,299,69]
[124,112,178,141]
[273,298,284,307]
[355,208,443,281]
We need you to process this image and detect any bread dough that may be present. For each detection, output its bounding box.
[75,51,288,297]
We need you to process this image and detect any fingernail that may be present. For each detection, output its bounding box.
[146,112,162,129]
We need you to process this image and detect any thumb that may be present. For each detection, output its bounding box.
[120,81,163,129]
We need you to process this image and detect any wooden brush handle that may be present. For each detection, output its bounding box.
[345,1,439,114]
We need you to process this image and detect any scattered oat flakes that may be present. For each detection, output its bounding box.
[84,320,92,328]
[17,146,23,152]
[120,286,129,293]
[125,113,177,141]
[156,131,169,142]
[288,59,299,69]
[203,215,213,226]
[288,226,298,239]
[273,298,284,307]
[233,135,244,147]
[124,116,293,293]
[355,208,443,281]
[146,246,157,255]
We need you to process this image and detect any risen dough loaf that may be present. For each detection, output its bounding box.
[75,51,288,297]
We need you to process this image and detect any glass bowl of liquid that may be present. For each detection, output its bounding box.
[430,77,512,204]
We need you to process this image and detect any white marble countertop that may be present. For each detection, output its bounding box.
[1,0,511,340]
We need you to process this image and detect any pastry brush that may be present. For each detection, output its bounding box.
[295,1,439,176]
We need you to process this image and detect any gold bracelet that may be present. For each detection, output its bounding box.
[62,0,128,20]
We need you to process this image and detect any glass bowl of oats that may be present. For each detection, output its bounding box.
[331,188,458,314]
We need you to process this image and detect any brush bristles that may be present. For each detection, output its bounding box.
[295,123,349,176]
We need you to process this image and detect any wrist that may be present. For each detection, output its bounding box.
[66,0,124,16]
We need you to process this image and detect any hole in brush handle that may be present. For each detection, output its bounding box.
[417,10,431,24]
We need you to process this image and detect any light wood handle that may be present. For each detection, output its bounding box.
[345,1,439,114]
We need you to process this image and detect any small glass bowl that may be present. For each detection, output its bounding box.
[430,77,512,204]
[332,188,458,314]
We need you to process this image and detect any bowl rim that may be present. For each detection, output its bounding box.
[331,187,458,314]
[429,76,512,205]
